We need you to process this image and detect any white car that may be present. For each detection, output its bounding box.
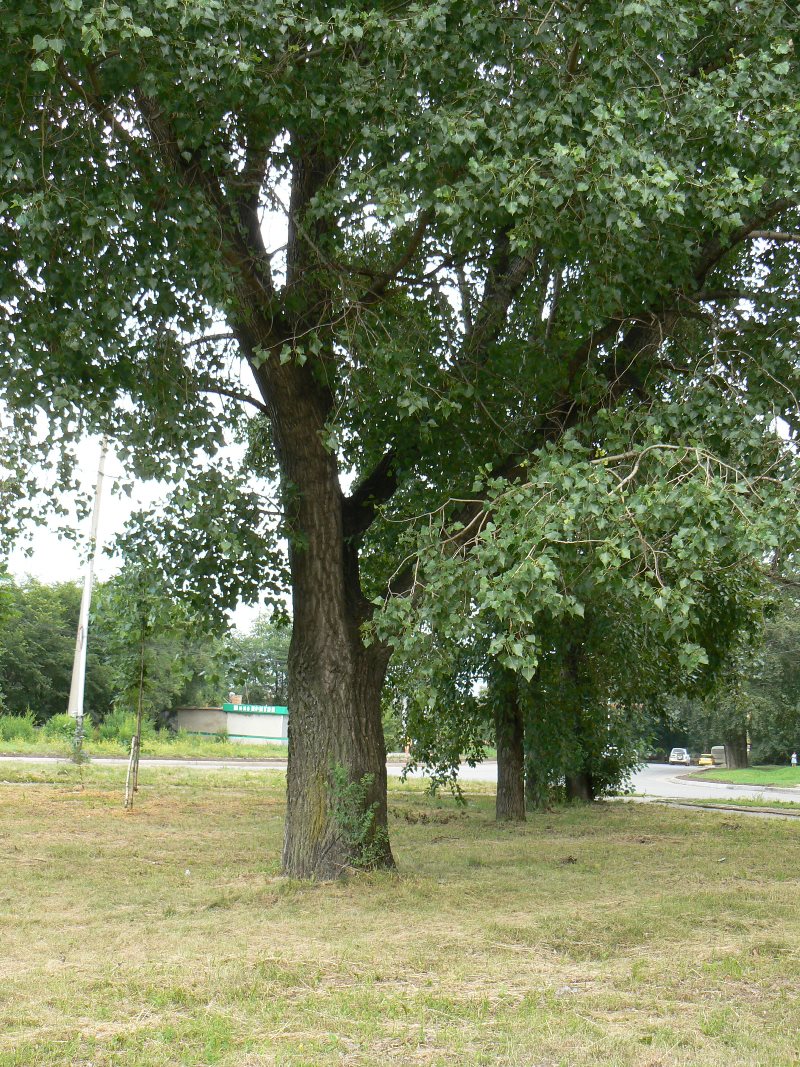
[668,747,692,766]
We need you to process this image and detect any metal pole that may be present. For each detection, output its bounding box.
[67,439,108,748]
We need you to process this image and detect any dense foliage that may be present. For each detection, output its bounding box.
[0,570,287,725]
[0,576,114,721]
[666,585,800,765]
[3,1,800,870]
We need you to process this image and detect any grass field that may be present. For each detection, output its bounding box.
[696,765,800,788]
[1,763,799,1066]
[0,732,289,762]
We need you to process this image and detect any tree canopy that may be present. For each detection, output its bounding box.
[3,1,800,875]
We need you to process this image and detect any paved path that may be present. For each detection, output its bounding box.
[393,758,800,803]
[1,755,797,805]
[628,762,800,804]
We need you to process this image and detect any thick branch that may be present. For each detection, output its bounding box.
[343,449,398,540]
[748,231,800,245]
[694,199,799,284]
[356,208,435,307]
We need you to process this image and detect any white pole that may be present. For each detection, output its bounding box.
[67,439,108,730]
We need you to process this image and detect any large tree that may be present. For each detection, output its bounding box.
[3,2,800,876]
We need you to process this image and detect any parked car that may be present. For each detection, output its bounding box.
[668,747,692,766]
[697,753,716,766]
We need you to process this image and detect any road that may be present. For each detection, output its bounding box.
[1,755,797,804]
[394,759,800,803]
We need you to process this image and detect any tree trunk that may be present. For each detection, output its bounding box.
[283,630,393,878]
[525,755,549,810]
[271,370,395,879]
[563,642,595,802]
[495,690,526,821]
[724,734,749,769]
[565,770,596,802]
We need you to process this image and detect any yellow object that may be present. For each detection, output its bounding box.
[698,754,715,766]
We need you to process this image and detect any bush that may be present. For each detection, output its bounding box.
[96,708,158,745]
[43,712,79,740]
[0,711,37,742]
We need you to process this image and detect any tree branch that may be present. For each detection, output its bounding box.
[343,449,398,540]
[356,207,435,307]
[201,386,269,415]
[694,199,799,284]
[748,231,800,245]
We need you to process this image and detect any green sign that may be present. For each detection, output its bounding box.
[222,703,289,715]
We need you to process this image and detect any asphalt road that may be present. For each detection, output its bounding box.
[1,754,797,804]
[395,758,800,803]
[628,761,800,804]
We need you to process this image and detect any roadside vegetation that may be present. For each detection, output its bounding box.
[0,712,288,761]
[0,572,291,759]
[1,762,799,1066]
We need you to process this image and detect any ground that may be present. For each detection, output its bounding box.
[1,762,799,1066]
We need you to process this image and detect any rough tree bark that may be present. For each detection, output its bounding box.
[256,342,395,878]
[724,734,749,769]
[564,643,596,803]
[565,771,596,803]
[495,685,526,822]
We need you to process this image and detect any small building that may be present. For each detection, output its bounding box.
[174,703,289,745]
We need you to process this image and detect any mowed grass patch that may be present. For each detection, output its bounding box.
[695,765,800,789]
[0,732,289,761]
[0,763,798,1066]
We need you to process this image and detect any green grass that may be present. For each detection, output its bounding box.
[0,730,288,761]
[1,762,799,1066]
[697,765,800,788]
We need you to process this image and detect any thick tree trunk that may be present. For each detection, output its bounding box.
[495,691,526,821]
[565,770,596,802]
[271,369,395,879]
[283,627,393,878]
[525,755,548,810]
[724,734,749,769]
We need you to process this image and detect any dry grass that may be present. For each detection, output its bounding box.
[1,762,799,1066]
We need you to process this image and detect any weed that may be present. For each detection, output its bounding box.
[0,711,36,742]
[330,764,390,870]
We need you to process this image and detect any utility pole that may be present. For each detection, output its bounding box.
[67,439,108,757]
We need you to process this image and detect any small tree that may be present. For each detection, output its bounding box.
[98,564,225,806]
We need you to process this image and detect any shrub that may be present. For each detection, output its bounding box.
[96,708,158,745]
[0,711,37,742]
[43,712,79,740]
[330,765,390,870]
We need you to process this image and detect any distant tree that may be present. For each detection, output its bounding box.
[748,589,800,763]
[673,584,800,765]
[225,614,290,706]
[379,422,791,812]
[0,577,113,722]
